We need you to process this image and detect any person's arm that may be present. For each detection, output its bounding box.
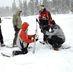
[13,15,17,27]
[28,35,34,38]
[20,32,34,43]
[45,28,58,36]
[47,12,52,24]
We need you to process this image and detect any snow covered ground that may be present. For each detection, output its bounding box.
[0,14,73,72]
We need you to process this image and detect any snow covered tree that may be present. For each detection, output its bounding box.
[42,0,48,8]
[34,0,40,15]
[19,0,22,10]
[5,6,10,16]
[23,0,28,16]
[12,0,17,14]
[28,0,34,15]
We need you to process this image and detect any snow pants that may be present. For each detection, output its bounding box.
[14,42,29,55]
[48,35,65,48]
[13,29,20,45]
[0,28,4,44]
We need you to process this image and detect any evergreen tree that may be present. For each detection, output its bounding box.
[19,0,22,10]
[34,0,40,15]
[23,0,28,16]
[43,0,48,8]
[19,0,23,15]
[12,0,17,14]
[28,0,34,15]
[5,6,10,16]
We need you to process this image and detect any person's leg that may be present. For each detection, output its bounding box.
[48,38,52,45]
[58,38,65,46]
[43,26,50,42]
[0,28,4,45]
[50,35,64,50]
[13,43,29,56]
[22,43,29,54]
[43,34,48,42]
[13,29,20,45]
[13,50,23,56]
[51,36,59,48]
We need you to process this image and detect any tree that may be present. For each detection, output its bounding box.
[34,0,40,15]
[19,0,22,10]
[19,0,23,15]
[5,6,10,16]
[28,0,34,15]
[23,0,28,16]
[12,0,17,14]
[43,0,48,8]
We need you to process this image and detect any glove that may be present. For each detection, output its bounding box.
[36,38,38,41]
[33,34,36,37]
[36,18,38,22]
[41,30,46,34]
[14,25,18,31]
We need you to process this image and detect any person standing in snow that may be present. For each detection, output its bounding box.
[0,18,5,47]
[38,5,52,43]
[12,8,22,47]
[13,22,38,55]
[41,20,65,51]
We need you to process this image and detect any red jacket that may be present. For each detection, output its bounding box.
[39,8,52,25]
[20,22,34,43]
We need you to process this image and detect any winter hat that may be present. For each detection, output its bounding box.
[49,20,56,25]
[40,5,45,9]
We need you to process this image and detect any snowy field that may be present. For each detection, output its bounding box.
[0,14,73,72]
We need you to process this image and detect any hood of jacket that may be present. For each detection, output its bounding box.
[21,22,29,31]
[16,8,22,16]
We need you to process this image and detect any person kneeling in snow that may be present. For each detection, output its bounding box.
[41,20,65,51]
[13,22,38,55]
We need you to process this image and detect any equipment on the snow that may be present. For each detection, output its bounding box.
[39,41,71,49]
[1,53,12,57]
[6,45,18,48]
[33,19,38,53]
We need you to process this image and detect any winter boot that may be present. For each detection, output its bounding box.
[54,48,59,51]
[1,44,5,47]
[12,44,18,47]
[13,51,18,56]
[13,51,23,56]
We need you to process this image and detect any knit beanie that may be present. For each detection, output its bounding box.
[40,5,45,9]
[49,20,56,25]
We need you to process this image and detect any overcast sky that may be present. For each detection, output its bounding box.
[0,0,50,7]
[0,0,28,7]
[0,0,13,7]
